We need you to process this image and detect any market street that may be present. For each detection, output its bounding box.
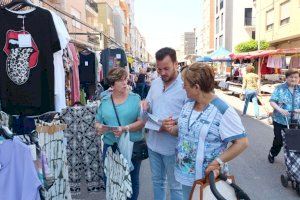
[75,90,299,200]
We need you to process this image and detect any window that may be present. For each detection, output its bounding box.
[252,31,256,39]
[216,17,220,34]
[244,8,252,26]
[216,0,219,13]
[220,0,224,10]
[215,37,218,49]
[266,9,274,31]
[221,13,224,30]
[280,1,290,25]
[219,35,223,48]
[71,8,81,29]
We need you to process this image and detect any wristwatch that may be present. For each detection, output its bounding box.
[216,157,224,169]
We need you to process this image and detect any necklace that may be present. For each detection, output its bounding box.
[187,103,209,132]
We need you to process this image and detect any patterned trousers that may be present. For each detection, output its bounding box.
[61,105,104,195]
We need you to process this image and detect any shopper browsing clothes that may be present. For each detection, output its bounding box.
[242,65,261,119]
[166,63,249,200]
[95,67,145,200]
[141,47,187,200]
[268,69,300,163]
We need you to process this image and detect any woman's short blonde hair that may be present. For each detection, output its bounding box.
[107,67,128,86]
[182,63,215,93]
[246,65,255,73]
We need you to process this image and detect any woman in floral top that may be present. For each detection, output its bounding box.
[268,69,300,163]
[167,63,249,200]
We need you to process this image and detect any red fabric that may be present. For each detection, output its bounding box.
[68,43,80,103]
[260,57,274,75]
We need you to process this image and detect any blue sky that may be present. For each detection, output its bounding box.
[135,0,201,55]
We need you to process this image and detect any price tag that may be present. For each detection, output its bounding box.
[85,61,89,66]
[18,34,32,48]
[116,54,121,59]
[29,144,37,161]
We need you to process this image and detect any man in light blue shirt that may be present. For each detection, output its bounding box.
[141,47,187,200]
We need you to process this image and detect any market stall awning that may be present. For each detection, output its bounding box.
[209,47,232,61]
[230,48,300,60]
[196,56,213,62]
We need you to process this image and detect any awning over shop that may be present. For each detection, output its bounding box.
[230,48,300,60]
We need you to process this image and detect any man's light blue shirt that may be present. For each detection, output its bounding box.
[146,74,187,155]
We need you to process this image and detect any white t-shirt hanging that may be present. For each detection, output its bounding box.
[49,10,70,112]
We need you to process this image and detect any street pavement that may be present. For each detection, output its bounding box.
[74,89,299,200]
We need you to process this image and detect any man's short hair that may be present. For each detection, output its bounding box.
[155,47,177,63]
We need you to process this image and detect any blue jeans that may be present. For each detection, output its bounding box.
[243,89,259,117]
[148,148,183,200]
[103,144,142,200]
[182,185,193,200]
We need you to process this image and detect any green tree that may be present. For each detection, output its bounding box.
[235,40,270,53]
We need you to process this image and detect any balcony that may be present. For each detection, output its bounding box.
[86,0,98,15]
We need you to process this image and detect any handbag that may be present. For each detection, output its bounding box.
[111,96,148,161]
[190,172,250,200]
[132,139,148,161]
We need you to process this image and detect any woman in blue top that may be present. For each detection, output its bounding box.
[95,67,145,200]
[166,63,249,200]
[268,69,300,163]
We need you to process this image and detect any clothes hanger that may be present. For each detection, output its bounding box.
[109,44,117,50]
[5,0,36,10]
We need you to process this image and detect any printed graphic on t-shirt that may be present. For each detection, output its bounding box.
[109,56,121,68]
[3,30,39,85]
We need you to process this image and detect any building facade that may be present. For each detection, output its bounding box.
[196,0,215,56]
[183,31,196,56]
[255,0,300,49]
[214,0,255,51]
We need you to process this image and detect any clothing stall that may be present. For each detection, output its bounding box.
[0,1,124,199]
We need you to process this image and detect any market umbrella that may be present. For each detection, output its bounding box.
[209,47,232,61]
[196,56,213,62]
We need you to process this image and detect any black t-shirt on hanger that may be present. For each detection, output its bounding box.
[79,51,96,84]
[0,7,61,116]
[100,48,127,79]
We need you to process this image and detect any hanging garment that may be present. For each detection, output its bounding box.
[267,55,286,69]
[68,43,81,104]
[100,48,127,79]
[61,105,104,195]
[79,52,96,84]
[104,146,132,200]
[37,128,72,200]
[0,8,61,116]
[49,10,70,112]
[0,137,42,200]
[289,55,300,69]
[63,47,74,106]
[260,57,274,75]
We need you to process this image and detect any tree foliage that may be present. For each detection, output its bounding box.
[235,40,270,53]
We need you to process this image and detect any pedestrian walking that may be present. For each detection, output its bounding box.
[95,67,145,200]
[141,47,187,200]
[242,65,261,119]
[167,63,249,200]
[135,68,148,99]
[268,69,300,163]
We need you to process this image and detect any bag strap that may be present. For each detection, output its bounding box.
[111,95,122,126]
[291,86,296,122]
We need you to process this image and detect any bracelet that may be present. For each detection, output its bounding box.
[216,157,224,169]
[125,125,130,132]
